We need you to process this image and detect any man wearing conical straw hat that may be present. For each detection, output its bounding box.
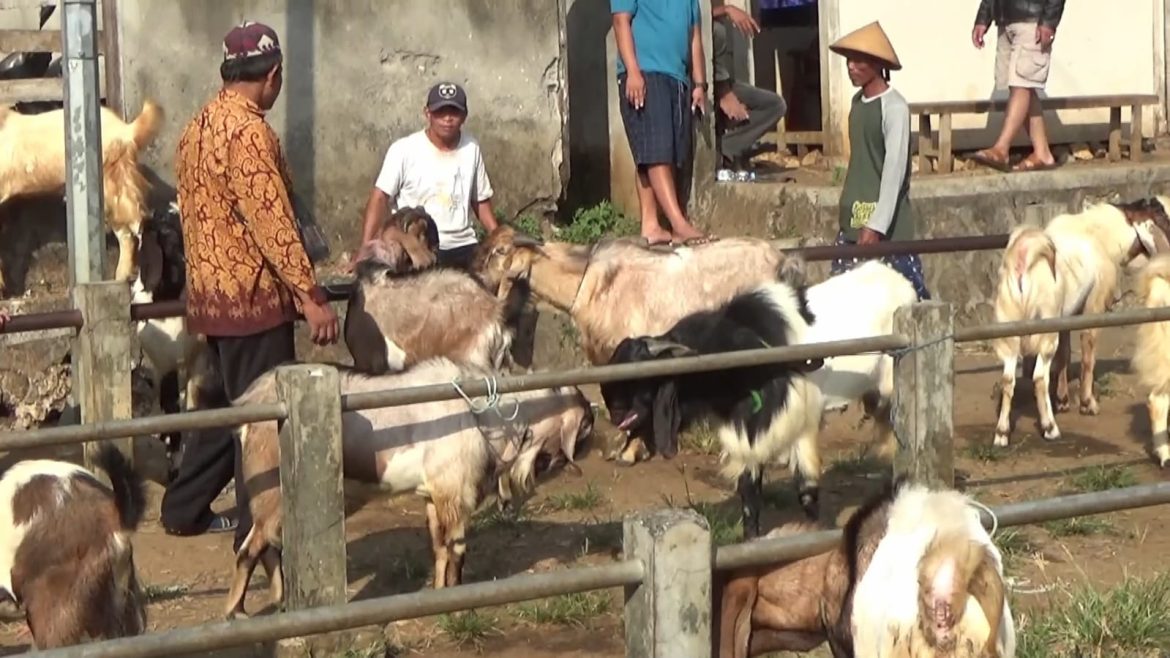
[827,21,931,302]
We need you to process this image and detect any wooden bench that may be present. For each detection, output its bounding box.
[909,94,1161,174]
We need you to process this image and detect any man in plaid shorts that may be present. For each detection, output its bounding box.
[612,0,717,247]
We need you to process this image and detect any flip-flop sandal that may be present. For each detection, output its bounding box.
[637,237,675,251]
[675,235,720,247]
[969,149,1013,172]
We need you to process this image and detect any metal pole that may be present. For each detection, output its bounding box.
[713,481,1170,571]
[61,0,107,285]
[28,560,645,658]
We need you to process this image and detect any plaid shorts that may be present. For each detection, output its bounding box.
[617,71,693,168]
[829,231,932,301]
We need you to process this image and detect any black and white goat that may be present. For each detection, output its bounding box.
[130,202,215,482]
[600,278,824,538]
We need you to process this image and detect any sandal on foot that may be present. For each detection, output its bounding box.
[969,149,1012,172]
[674,234,720,247]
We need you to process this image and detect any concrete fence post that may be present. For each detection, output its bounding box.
[892,301,956,488]
[73,281,134,473]
[274,364,365,655]
[623,508,712,658]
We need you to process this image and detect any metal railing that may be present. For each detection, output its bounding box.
[5,289,1170,656]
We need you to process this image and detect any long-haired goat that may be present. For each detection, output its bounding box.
[223,358,550,619]
[991,198,1170,447]
[472,225,807,366]
[0,99,164,296]
[1130,252,1170,467]
[717,480,1015,658]
[344,247,528,376]
[0,444,148,649]
[351,205,441,273]
[599,279,825,536]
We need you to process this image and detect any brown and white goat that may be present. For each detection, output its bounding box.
[352,205,441,273]
[0,444,147,649]
[718,481,1014,658]
[1131,252,1170,467]
[223,358,552,619]
[991,198,1170,447]
[0,99,164,296]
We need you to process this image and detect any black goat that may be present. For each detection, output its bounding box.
[600,281,824,538]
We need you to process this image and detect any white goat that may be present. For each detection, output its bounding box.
[991,199,1169,447]
[1131,252,1170,467]
[0,99,163,295]
[851,483,1015,657]
[0,445,147,649]
[223,358,552,619]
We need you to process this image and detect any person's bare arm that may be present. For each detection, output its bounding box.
[475,199,498,233]
[689,23,708,112]
[612,11,645,109]
[361,187,392,245]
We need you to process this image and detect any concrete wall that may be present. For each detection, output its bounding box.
[825,0,1164,152]
[113,0,568,260]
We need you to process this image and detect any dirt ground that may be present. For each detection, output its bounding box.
[0,321,1167,658]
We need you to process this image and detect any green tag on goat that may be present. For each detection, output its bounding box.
[750,390,763,414]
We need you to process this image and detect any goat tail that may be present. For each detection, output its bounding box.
[103,138,150,233]
[93,443,147,532]
[1002,225,1056,301]
[129,98,164,151]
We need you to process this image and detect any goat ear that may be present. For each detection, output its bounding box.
[652,381,682,458]
[644,338,695,359]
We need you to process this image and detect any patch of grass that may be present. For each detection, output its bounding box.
[680,420,720,455]
[335,642,389,658]
[513,591,611,628]
[1067,465,1138,493]
[143,583,189,602]
[1014,572,1170,658]
[828,449,884,477]
[1043,516,1117,538]
[543,481,605,512]
[688,500,743,546]
[993,528,1037,568]
[473,504,530,531]
[1094,372,1118,398]
[436,610,501,650]
[964,442,1006,463]
[554,201,640,244]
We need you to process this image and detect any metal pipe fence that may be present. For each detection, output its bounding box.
[21,482,1169,658]
[0,233,1011,334]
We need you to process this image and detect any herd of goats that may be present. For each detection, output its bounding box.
[3,92,1170,657]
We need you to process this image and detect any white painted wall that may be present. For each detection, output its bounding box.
[821,0,1164,151]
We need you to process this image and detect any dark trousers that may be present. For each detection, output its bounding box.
[437,244,477,271]
[717,81,787,163]
[159,321,296,552]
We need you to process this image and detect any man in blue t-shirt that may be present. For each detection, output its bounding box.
[612,0,717,247]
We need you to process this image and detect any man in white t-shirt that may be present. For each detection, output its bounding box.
[355,82,499,270]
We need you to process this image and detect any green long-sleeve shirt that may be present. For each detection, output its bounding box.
[838,87,916,242]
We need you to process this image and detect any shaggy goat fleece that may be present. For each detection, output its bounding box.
[1131,252,1170,467]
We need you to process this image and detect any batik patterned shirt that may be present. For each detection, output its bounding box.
[175,88,324,337]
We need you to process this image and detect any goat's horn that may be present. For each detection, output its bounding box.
[512,233,544,248]
[644,338,694,358]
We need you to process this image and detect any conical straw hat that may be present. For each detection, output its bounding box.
[829,21,901,71]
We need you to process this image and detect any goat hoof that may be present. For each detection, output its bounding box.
[1055,397,1071,413]
[226,610,249,621]
[992,433,1009,448]
[798,489,820,520]
[1079,399,1100,416]
[1041,424,1061,441]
